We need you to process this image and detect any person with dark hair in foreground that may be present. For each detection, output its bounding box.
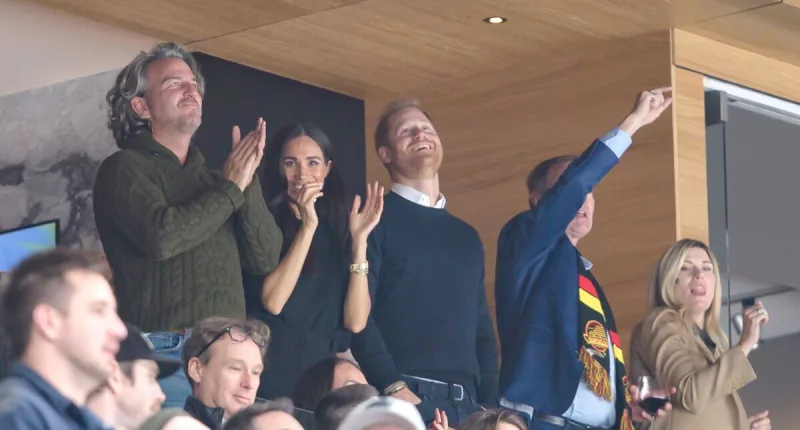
[0,270,12,382]
[94,41,282,408]
[314,384,379,430]
[246,122,382,400]
[86,323,182,430]
[0,249,128,429]
[223,398,303,430]
[352,98,499,426]
[181,317,271,428]
[292,357,368,411]
[0,326,10,382]
[495,88,674,430]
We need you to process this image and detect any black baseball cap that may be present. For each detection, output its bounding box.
[116,323,182,379]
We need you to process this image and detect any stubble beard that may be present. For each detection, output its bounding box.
[174,113,201,135]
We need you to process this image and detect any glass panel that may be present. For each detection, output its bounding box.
[703,78,800,430]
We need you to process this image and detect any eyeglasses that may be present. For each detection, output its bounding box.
[193,325,266,358]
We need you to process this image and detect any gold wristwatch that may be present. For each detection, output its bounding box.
[349,261,369,275]
[383,380,407,396]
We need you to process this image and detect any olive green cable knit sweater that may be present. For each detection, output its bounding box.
[94,133,282,331]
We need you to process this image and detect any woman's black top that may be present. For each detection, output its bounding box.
[694,325,718,353]
[243,218,352,400]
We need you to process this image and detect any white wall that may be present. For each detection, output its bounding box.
[0,0,158,97]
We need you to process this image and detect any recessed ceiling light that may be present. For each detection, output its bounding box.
[483,16,507,24]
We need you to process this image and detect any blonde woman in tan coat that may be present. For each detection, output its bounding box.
[630,239,771,430]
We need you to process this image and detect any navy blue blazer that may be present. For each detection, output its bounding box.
[495,138,627,419]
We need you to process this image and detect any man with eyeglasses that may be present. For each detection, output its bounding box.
[180,316,271,428]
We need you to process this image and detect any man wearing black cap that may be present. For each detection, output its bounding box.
[87,323,182,430]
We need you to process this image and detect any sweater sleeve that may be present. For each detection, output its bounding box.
[475,261,500,405]
[350,226,403,392]
[233,176,283,275]
[94,153,245,261]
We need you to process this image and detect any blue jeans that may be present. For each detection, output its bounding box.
[146,331,192,409]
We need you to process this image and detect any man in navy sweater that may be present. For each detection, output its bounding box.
[495,88,674,430]
[351,99,499,425]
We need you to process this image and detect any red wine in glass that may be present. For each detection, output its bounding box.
[639,396,669,415]
[636,376,669,415]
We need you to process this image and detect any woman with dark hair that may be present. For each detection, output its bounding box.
[246,122,383,400]
[292,357,368,411]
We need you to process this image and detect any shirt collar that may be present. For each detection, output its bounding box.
[11,363,107,429]
[390,183,446,209]
[580,256,593,270]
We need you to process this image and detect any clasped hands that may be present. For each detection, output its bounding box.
[223,118,266,191]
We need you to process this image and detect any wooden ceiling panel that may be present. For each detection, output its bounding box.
[190,0,774,96]
[29,0,775,96]
[673,30,800,103]
[193,0,607,96]
[681,2,800,68]
[29,0,365,42]
[670,0,778,23]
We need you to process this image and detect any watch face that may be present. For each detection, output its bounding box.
[350,262,368,275]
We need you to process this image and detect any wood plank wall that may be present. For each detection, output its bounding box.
[672,65,709,243]
[364,33,677,347]
[671,28,800,246]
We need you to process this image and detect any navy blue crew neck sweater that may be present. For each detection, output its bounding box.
[351,192,499,405]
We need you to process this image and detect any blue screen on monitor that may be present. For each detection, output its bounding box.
[0,220,59,272]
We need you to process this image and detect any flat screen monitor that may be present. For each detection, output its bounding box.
[0,219,60,273]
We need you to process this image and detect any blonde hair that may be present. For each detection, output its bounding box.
[647,238,728,348]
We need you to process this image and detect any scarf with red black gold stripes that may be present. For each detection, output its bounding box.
[577,257,633,430]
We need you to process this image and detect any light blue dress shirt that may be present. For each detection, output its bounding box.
[563,128,631,428]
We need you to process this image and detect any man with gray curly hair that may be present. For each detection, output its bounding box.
[93,42,282,408]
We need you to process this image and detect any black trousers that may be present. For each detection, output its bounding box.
[501,408,611,430]
[403,375,483,426]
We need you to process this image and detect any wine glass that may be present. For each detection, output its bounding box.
[637,376,669,416]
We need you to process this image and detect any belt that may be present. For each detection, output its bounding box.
[402,375,466,402]
[534,412,609,430]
